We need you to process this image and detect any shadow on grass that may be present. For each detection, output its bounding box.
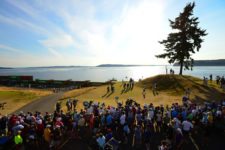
[102,91,114,98]
[190,83,225,104]
[102,92,108,98]
[106,91,114,98]
[120,87,133,95]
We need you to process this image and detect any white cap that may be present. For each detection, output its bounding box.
[18,124,24,129]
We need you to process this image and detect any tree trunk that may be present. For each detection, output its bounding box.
[179,61,183,75]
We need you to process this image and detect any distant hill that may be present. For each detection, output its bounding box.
[0,66,86,69]
[0,67,13,69]
[26,66,83,68]
[97,64,154,67]
[97,64,137,67]
[174,59,225,66]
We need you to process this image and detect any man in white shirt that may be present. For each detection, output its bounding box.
[148,108,154,121]
[182,119,193,135]
[120,112,126,125]
[173,118,181,129]
[87,106,93,115]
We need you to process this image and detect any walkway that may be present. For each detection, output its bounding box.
[13,92,64,114]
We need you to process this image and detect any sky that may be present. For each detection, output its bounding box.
[0,0,225,67]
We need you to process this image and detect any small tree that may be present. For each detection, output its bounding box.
[156,2,207,75]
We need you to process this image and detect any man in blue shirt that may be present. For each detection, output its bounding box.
[106,113,113,127]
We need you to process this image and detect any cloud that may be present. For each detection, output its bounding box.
[1,0,78,57]
[0,14,73,57]
[0,0,170,66]
[47,48,63,59]
[43,0,167,62]
[0,44,65,67]
[7,0,38,18]
[0,44,25,53]
[64,0,167,64]
[40,34,74,49]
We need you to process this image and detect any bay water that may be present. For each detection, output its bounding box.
[0,66,224,82]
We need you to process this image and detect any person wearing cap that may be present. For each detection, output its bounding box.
[12,123,24,136]
[14,130,23,150]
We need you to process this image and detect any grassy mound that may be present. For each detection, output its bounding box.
[59,75,224,111]
[138,75,201,94]
[137,74,225,102]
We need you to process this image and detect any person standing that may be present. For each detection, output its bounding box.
[142,88,146,99]
[152,82,158,96]
[44,125,52,148]
[14,130,23,150]
[133,125,142,149]
[96,133,106,150]
[107,86,110,93]
[221,76,225,90]
[209,74,213,82]
[175,128,184,149]
[182,119,193,137]
[120,112,126,126]
[185,88,191,99]
[143,127,151,150]
[165,66,168,75]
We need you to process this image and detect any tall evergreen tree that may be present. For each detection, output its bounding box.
[156,2,207,75]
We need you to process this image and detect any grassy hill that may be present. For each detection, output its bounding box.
[60,75,225,111]
[137,75,225,103]
[138,75,202,94]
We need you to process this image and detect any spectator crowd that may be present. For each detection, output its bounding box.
[0,97,225,150]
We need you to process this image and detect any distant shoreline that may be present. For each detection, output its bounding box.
[96,64,162,67]
[0,65,165,69]
[1,59,225,69]
[0,67,13,69]
[173,59,225,66]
